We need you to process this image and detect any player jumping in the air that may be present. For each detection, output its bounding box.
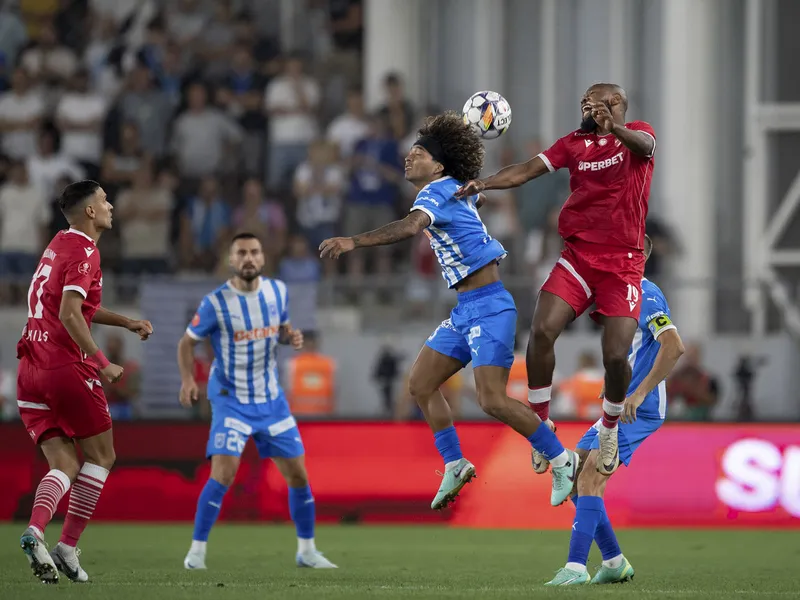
[457,83,656,477]
[17,180,154,584]
[320,112,578,509]
[178,233,336,570]
[545,236,684,586]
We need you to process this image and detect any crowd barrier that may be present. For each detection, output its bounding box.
[1,422,798,528]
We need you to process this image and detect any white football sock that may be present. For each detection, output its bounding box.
[444,460,461,472]
[190,540,207,554]
[298,537,316,554]
[603,554,624,569]
[565,562,587,573]
[549,450,569,468]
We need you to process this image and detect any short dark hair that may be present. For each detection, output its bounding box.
[416,111,485,182]
[231,232,260,245]
[58,180,101,217]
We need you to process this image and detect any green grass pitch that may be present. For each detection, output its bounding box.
[1,524,798,599]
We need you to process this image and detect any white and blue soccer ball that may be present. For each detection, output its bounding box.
[462,91,512,139]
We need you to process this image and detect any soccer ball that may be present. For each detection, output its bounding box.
[462,91,512,139]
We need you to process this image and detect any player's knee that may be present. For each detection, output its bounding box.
[83,448,116,471]
[602,349,628,375]
[407,373,434,402]
[212,466,237,488]
[476,391,507,419]
[286,471,309,488]
[530,321,559,351]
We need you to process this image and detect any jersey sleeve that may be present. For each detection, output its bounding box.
[186,296,219,341]
[642,290,676,341]
[277,280,290,325]
[627,121,657,158]
[538,136,571,172]
[62,249,101,298]
[410,185,449,227]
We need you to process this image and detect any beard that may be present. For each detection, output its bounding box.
[580,114,598,133]
[236,265,261,282]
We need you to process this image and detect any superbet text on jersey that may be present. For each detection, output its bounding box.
[17,228,103,368]
[538,121,656,250]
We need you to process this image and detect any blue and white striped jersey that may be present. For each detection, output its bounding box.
[628,278,677,420]
[186,278,289,411]
[411,176,507,288]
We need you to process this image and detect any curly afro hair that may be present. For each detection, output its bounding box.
[416,111,484,183]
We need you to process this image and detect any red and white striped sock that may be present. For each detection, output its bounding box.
[59,463,109,547]
[528,385,552,421]
[601,397,624,428]
[29,469,72,535]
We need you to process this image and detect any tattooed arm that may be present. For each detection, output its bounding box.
[319,211,431,259]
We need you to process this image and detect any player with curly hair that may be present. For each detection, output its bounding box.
[320,112,577,510]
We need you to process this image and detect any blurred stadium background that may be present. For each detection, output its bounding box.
[0,0,799,536]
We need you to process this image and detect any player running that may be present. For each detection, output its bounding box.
[320,112,578,510]
[178,233,336,570]
[17,180,154,584]
[545,237,684,586]
[457,83,657,477]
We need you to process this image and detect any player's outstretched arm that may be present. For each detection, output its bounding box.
[93,306,154,340]
[621,328,685,423]
[456,156,549,198]
[319,211,431,259]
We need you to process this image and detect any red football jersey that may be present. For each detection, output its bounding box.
[539,121,656,250]
[18,228,103,369]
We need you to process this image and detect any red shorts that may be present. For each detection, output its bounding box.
[541,240,646,320]
[17,358,112,444]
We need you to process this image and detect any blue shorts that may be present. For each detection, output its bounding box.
[576,416,663,466]
[425,281,516,369]
[206,395,305,460]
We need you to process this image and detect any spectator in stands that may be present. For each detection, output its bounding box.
[136,18,168,78]
[156,42,188,108]
[345,113,402,279]
[171,82,243,179]
[165,0,209,46]
[115,163,173,276]
[104,333,140,420]
[198,0,237,81]
[232,11,281,78]
[293,139,344,261]
[83,15,120,97]
[0,5,29,72]
[0,160,48,302]
[326,86,369,159]
[556,351,605,420]
[645,215,676,278]
[19,20,78,86]
[117,63,172,157]
[372,340,402,416]
[26,126,84,198]
[264,52,320,190]
[0,68,44,159]
[101,121,151,195]
[285,331,336,416]
[279,234,321,330]
[378,72,414,141]
[405,235,438,316]
[55,68,107,177]
[216,43,269,176]
[668,342,720,421]
[179,175,230,272]
[232,178,287,271]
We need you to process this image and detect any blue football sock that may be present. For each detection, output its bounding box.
[192,478,228,542]
[288,485,315,540]
[594,504,622,560]
[567,495,605,567]
[527,421,565,460]
[433,426,463,464]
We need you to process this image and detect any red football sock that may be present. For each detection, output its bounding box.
[528,385,552,421]
[59,463,109,547]
[29,469,71,534]
[601,397,624,428]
